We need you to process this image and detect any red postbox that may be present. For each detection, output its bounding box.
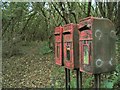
[54,26,63,66]
[63,23,79,69]
[78,17,116,74]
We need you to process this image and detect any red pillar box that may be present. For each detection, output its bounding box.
[78,17,116,74]
[63,23,79,70]
[54,26,63,66]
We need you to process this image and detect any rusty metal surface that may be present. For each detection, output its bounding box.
[92,18,116,74]
[54,17,116,74]
[54,26,64,66]
[78,17,116,74]
[63,23,79,69]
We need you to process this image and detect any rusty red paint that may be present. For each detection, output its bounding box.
[54,26,63,66]
[63,23,79,70]
[54,16,116,74]
[78,17,116,74]
[78,17,94,74]
[79,30,93,74]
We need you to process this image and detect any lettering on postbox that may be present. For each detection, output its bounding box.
[54,26,63,66]
[78,17,117,74]
[63,23,79,69]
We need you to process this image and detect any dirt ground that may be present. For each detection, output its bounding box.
[2,41,65,88]
[2,41,120,88]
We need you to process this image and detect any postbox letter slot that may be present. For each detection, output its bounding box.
[63,30,71,34]
[78,25,90,32]
[54,32,60,35]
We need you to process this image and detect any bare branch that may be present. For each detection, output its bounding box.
[51,2,68,24]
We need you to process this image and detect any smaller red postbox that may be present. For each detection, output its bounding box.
[78,17,116,74]
[54,26,63,66]
[63,23,79,69]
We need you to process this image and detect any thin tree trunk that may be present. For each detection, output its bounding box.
[52,2,69,24]
[87,2,91,17]
[98,2,106,17]
[116,2,120,35]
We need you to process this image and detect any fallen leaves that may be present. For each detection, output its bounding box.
[2,41,65,88]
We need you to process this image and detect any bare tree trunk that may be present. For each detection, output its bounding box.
[98,2,106,17]
[87,2,91,17]
[52,2,69,24]
[116,2,120,35]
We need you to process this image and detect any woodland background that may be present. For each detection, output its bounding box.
[2,2,120,88]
